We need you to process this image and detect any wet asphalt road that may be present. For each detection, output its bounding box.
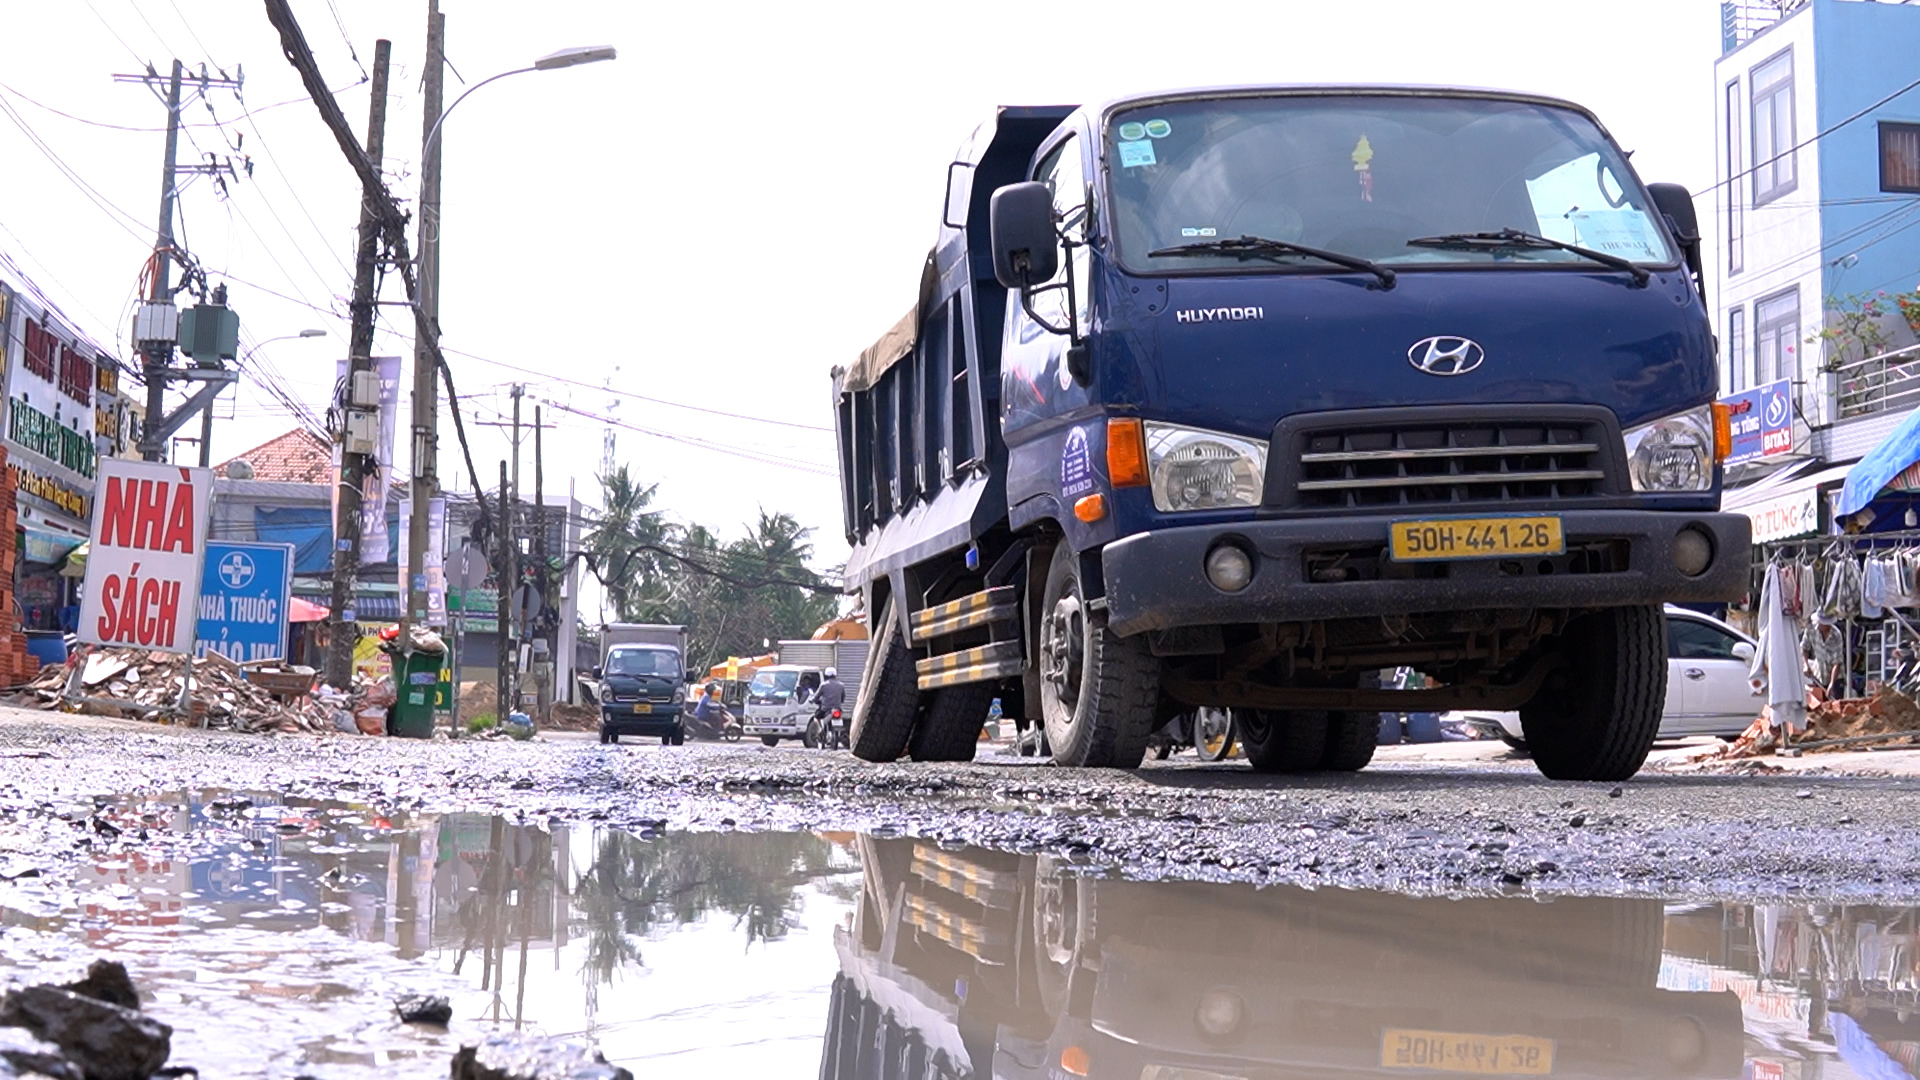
[0,705,1908,903]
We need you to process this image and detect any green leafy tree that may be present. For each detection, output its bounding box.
[583,466,674,621]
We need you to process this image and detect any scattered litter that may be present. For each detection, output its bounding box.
[10,647,354,734]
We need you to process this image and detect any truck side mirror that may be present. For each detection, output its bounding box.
[1647,182,1704,281]
[991,182,1060,290]
[684,668,700,683]
[590,667,602,680]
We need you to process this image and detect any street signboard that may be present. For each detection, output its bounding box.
[1720,379,1794,466]
[78,459,213,652]
[194,540,294,661]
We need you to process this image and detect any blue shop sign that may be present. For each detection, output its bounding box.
[194,541,293,662]
[1720,379,1793,466]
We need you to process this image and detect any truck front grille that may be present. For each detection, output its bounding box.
[1269,407,1623,512]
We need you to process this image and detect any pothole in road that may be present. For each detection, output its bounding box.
[0,790,1890,1079]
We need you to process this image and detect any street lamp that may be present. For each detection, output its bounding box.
[421,46,617,161]
[209,328,328,466]
[405,38,616,723]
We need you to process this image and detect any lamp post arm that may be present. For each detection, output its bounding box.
[422,66,537,163]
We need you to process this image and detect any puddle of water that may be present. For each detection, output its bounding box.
[0,793,1907,1080]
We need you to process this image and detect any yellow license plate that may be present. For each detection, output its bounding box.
[630,703,651,714]
[1389,516,1564,562]
[1382,1029,1554,1075]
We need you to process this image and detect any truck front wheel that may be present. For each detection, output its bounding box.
[1320,710,1379,772]
[1038,544,1159,768]
[1520,604,1666,782]
[850,595,921,762]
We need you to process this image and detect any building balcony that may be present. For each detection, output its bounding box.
[1834,342,1920,421]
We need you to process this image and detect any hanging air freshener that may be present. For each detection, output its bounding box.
[1352,134,1374,203]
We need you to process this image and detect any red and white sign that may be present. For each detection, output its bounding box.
[77,459,213,652]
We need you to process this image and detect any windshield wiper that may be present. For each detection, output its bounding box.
[1148,235,1395,288]
[1405,228,1650,286]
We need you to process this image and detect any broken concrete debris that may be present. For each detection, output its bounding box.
[0,962,172,1080]
[7,647,362,735]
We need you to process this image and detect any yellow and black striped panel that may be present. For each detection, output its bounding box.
[903,893,1013,963]
[911,846,1020,909]
[915,641,1024,690]
[910,586,1018,642]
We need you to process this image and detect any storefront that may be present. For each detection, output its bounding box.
[0,282,104,631]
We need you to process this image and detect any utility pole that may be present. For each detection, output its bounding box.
[404,0,446,637]
[508,383,523,714]
[324,40,393,691]
[496,461,512,722]
[534,403,549,722]
[141,60,183,462]
[121,60,245,461]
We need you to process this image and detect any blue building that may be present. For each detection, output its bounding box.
[1716,0,1920,540]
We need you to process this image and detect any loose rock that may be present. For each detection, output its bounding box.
[0,1028,81,1080]
[393,993,451,1025]
[451,1034,632,1080]
[62,960,139,1012]
[0,986,171,1080]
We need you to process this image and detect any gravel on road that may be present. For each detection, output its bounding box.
[0,706,1905,903]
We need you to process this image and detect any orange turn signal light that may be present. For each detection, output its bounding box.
[1073,493,1107,523]
[1107,417,1148,487]
[1059,1045,1091,1076]
[1711,402,1733,463]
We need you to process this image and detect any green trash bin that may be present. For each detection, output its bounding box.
[390,648,445,739]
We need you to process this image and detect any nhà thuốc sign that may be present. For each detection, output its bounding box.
[77,459,213,652]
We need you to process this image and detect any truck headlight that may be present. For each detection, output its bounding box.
[1144,422,1268,511]
[1623,406,1714,493]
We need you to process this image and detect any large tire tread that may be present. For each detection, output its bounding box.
[1522,605,1666,782]
[1320,710,1377,772]
[1041,545,1159,769]
[850,596,922,762]
[1241,709,1329,773]
[909,683,992,762]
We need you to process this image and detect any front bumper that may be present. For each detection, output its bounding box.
[1102,509,1750,637]
[601,706,682,736]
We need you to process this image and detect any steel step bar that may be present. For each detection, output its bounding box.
[911,585,1019,643]
[916,641,1025,690]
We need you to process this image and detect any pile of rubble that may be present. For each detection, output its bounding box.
[9,647,342,734]
[1704,685,1920,760]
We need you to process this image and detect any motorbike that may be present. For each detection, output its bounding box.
[805,707,847,750]
[683,705,743,743]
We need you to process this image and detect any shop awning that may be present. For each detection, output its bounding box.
[22,527,84,567]
[59,543,88,578]
[1838,406,1920,516]
[289,597,330,623]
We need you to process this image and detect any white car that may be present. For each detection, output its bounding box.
[1451,605,1760,747]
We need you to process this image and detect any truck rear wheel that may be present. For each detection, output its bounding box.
[850,595,921,762]
[1520,604,1666,782]
[909,683,992,762]
[1038,544,1159,768]
[1321,710,1378,772]
[1240,709,1328,773]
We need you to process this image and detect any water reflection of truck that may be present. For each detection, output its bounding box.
[820,838,1744,1080]
[833,86,1750,781]
[741,639,871,747]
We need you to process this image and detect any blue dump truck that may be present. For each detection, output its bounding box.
[833,86,1751,781]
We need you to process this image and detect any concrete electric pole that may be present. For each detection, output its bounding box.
[324,40,393,691]
[120,60,244,462]
[404,0,446,637]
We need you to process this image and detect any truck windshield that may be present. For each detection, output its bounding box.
[747,670,801,702]
[1106,94,1673,274]
[604,648,680,677]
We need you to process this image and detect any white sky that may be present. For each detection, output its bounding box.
[0,0,1724,576]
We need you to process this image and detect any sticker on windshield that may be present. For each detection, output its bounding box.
[1144,118,1171,138]
[1118,139,1156,168]
[1565,210,1664,262]
[1180,227,1218,237]
[1118,121,1146,141]
[1352,134,1375,203]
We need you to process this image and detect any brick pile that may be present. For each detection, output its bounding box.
[0,444,45,687]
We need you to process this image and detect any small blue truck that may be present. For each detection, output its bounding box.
[832,86,1751,781]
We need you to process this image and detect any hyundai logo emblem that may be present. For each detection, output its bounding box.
[1408,336,1486,376]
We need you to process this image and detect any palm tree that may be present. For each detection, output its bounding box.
[584,466,674,621]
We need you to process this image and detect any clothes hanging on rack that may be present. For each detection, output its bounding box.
[1863,557,1892,619]
[1751,563,1808,733]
